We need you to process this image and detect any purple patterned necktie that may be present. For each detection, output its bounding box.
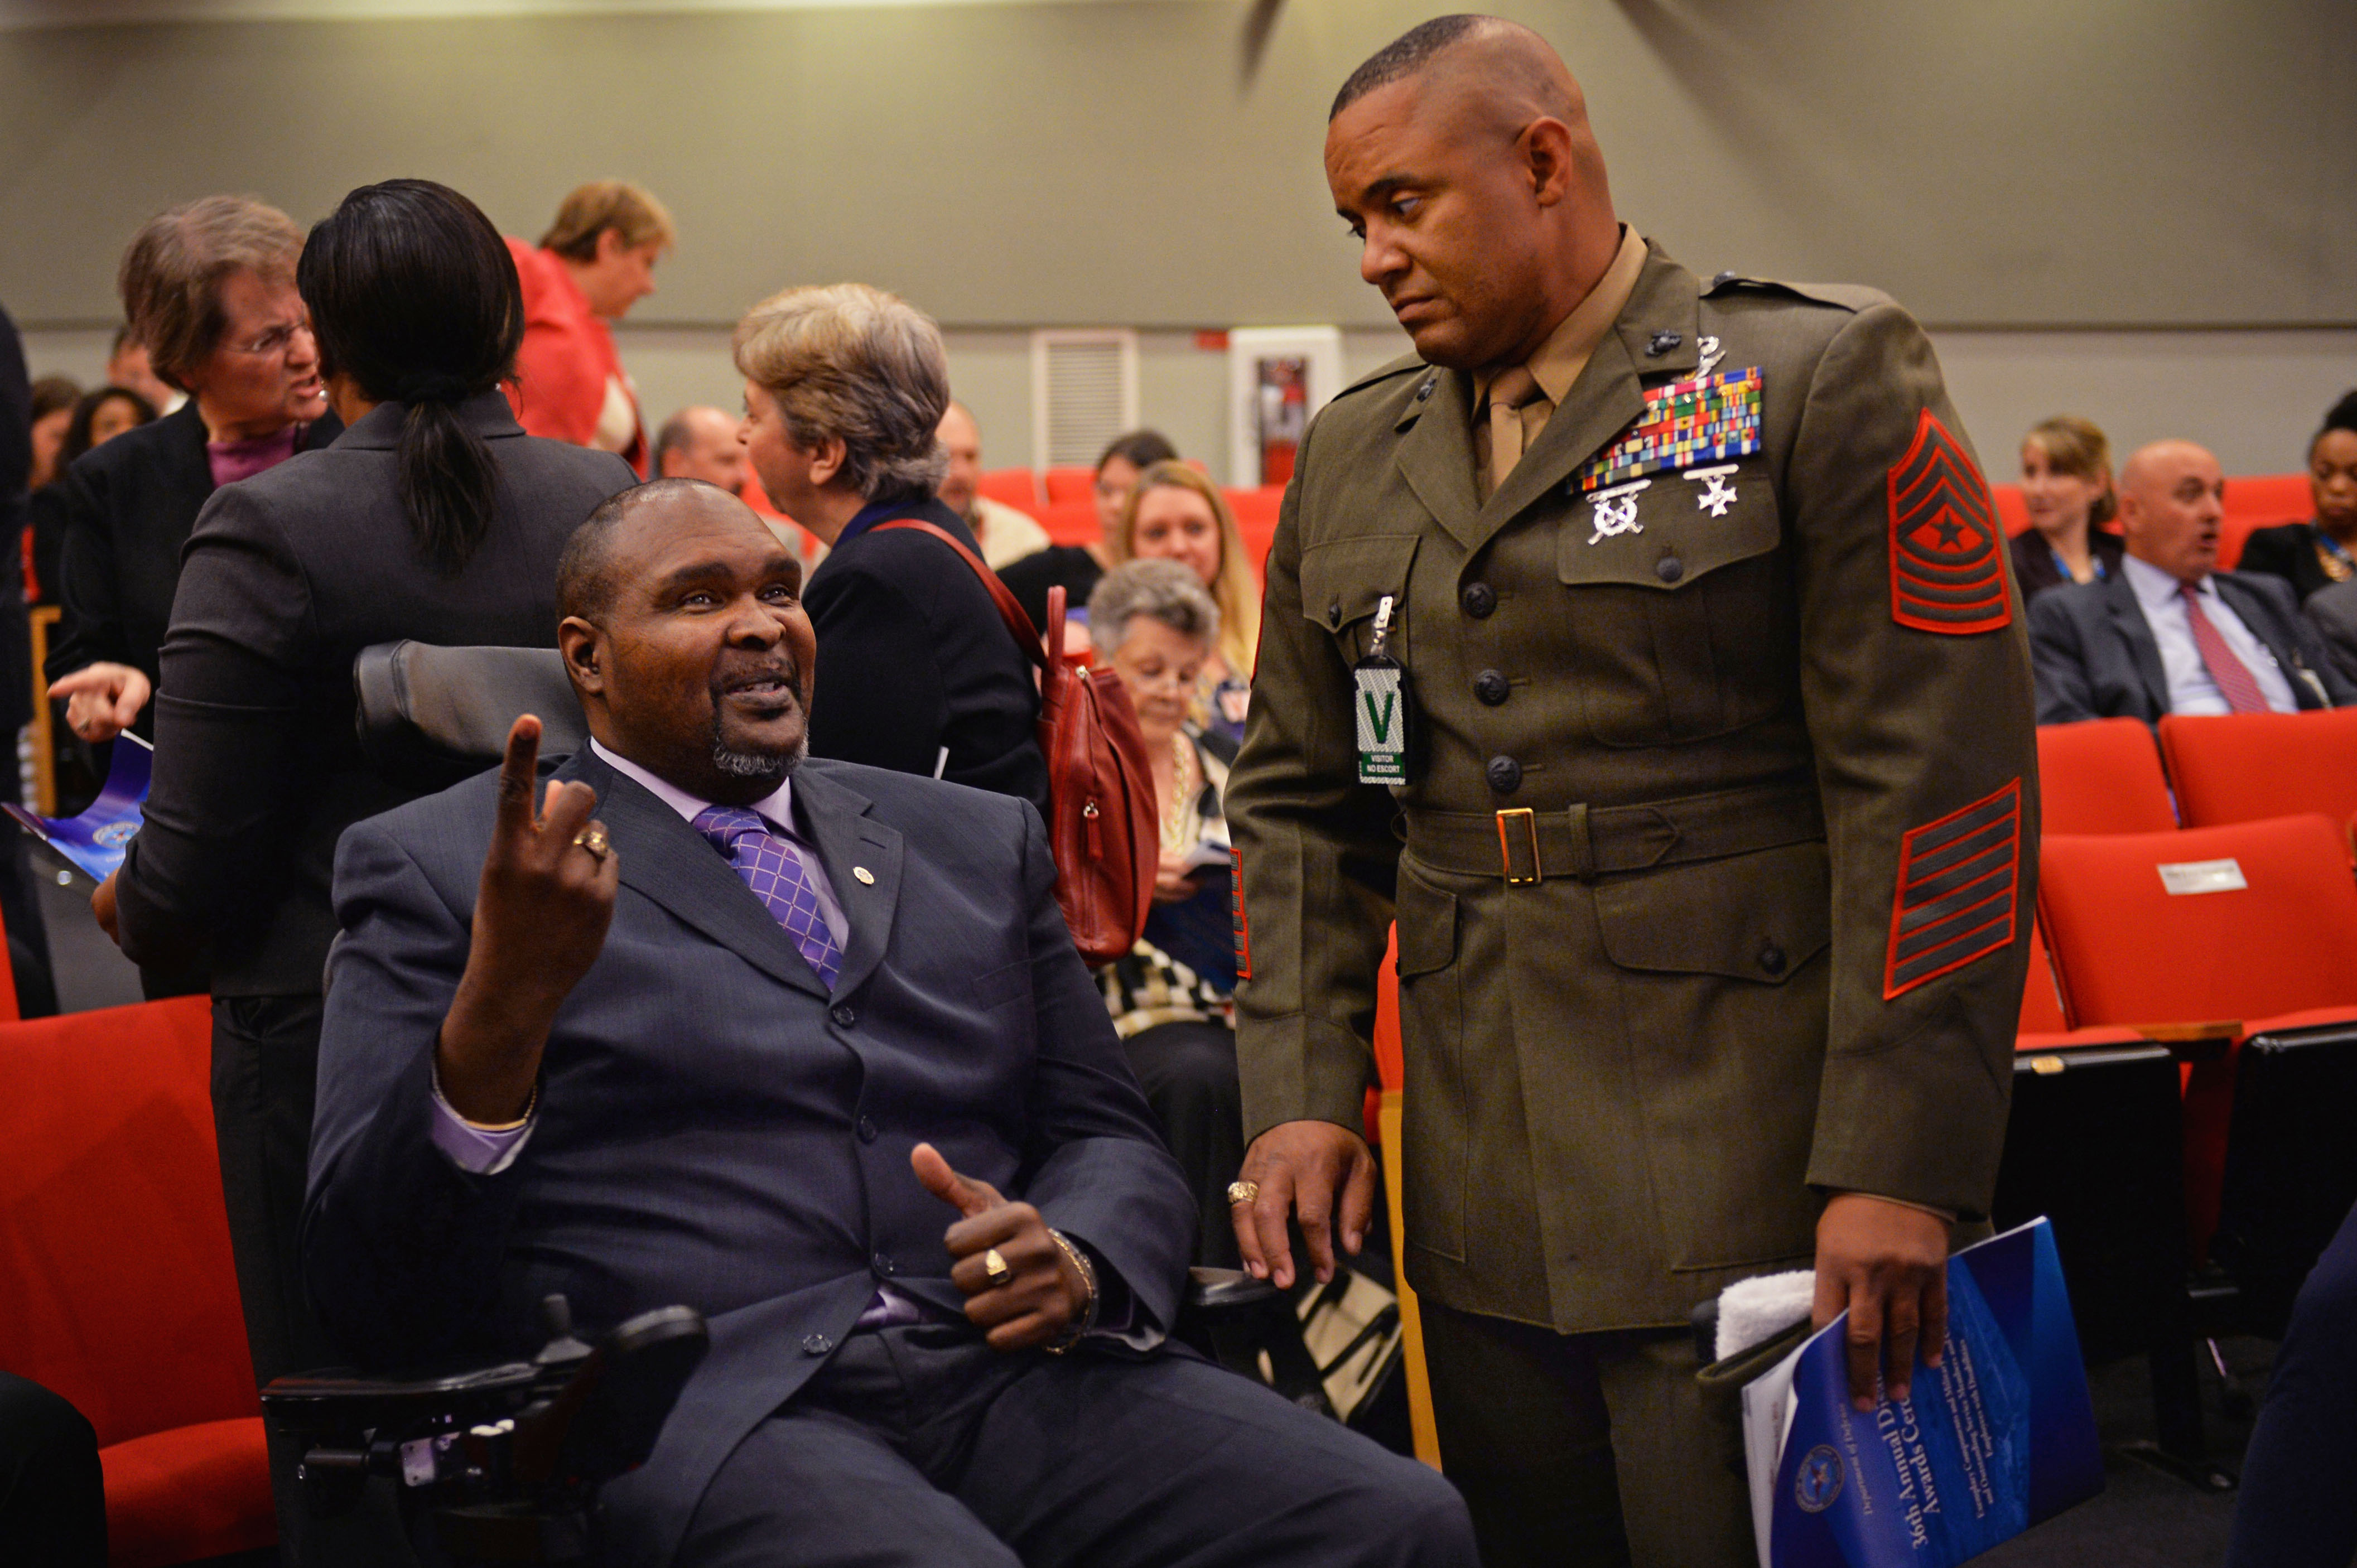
[691,804,844,990]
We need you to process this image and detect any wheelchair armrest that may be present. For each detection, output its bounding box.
[262,1297,707,1553]
[1183,1266,1281,1319]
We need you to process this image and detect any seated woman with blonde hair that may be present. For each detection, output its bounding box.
[1110,461,1260,744]
[2011,414,2125,600]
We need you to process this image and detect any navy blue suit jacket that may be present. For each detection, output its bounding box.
[2027,566,2356,725]
[305,749,1192,1565]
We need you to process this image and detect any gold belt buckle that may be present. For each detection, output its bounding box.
[1496,807,1542,885]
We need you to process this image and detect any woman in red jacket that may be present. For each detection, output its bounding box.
[504,180,674,474]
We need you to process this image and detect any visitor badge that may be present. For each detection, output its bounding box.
[1354,595,1414,785]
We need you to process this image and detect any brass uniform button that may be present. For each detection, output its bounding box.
[1461,582,1497,619]
[1486,756,1522,794]
[1474,670,1510,706]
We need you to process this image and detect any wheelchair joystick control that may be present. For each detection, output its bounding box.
[262,1300,710,1564]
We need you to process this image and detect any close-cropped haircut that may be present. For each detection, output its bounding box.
[117,195,304,392]
[299,179,525,577]
[558,483,659,626]
[539,181,676,262]
[2023,415,2117,527]
[732,283,951,503]
[1088,557,1221,657]
[1331,14,1486,119]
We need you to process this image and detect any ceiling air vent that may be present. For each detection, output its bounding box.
[1030,330,1139,470]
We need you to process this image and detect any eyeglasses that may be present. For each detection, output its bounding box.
[225,321,314,359]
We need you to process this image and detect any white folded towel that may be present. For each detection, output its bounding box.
[1714,1268,1816,1363]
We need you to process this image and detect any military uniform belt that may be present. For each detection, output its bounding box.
[1404,779,1826,885]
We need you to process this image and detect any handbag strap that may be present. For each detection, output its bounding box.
[871,518,1048,670]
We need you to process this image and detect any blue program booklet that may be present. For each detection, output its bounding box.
[4,732,152,880]
[1741,1218,2103,1568]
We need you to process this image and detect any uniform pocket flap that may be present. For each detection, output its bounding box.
[1555,460,1781,590]
[1393,865,1459,978]
[1592,841,1829,984]
[1299,532,1422,630]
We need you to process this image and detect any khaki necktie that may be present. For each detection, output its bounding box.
[1481,366,1545,500]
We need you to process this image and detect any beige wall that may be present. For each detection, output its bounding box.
[4,0,2353,329]
[8,0,2351,474]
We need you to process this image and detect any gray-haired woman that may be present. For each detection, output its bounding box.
[735,282,1047,816]
[1088,558,1245,1266]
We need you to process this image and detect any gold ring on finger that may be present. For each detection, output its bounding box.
[1226,1180,1260,1207]
[983,1247,1011,1285]
[572,825,611,860]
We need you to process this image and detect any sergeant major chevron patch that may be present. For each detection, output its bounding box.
[1883,778,2021,999]
[1887,411,2011,635]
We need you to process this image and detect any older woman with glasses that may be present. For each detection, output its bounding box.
[46,196,342,749]
[93,182,636,1466]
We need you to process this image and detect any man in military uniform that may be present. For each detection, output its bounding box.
[1223,17,2038,1566]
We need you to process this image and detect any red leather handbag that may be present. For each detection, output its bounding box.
[872,521,1156,964]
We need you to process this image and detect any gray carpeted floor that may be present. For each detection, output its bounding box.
[1983,1338,2270,1566]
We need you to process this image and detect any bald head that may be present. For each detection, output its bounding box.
[654,404,750,495]
[2117,440,2226,585]
[1324,17,1615,370]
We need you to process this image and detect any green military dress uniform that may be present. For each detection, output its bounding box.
[1226,238,2040,1559]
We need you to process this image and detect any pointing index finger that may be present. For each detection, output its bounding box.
[497,715,544,833]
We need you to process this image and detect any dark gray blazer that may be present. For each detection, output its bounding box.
[112,394,634,994]
[2306,577,2357,690]
[2027,565,2356,725]
[305,749,1192,1566]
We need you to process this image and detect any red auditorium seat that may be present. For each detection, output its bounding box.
[2038,816,2357,1252]
[2035,718,2177,835]
[2157,710,2357,844]
[1037,499,1102,549]
[2215,473,2311,571]
[0,996,275,1567]
[1221,487,1284,577]
[979,467,1042,511]
[1042,466,1096,505]
[1990,482,2030,536]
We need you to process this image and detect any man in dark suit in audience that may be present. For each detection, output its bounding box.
[305,480,1473,1568]
[2029,438,2355,723]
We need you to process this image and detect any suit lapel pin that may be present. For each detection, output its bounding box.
[854,866,875,885]
[1684,464,1739,517]
[1587,480,1650,544]
[1646,330,1682,357]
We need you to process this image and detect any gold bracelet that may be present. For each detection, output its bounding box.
[1044,1229,1099,1354]
[461,1078,539,1133]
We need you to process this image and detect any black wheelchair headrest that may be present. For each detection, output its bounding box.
[354,641,584,790]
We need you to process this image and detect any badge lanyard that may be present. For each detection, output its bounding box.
[1354,595,1415,784]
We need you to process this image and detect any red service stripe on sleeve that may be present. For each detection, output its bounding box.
[1230,846,1252,981]
[1887,409,2012,636]
[1882,778,2021,999]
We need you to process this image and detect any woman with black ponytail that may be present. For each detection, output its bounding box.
[94,179,634,1475]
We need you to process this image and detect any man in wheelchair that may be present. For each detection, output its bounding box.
[301,482,1472,1567]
